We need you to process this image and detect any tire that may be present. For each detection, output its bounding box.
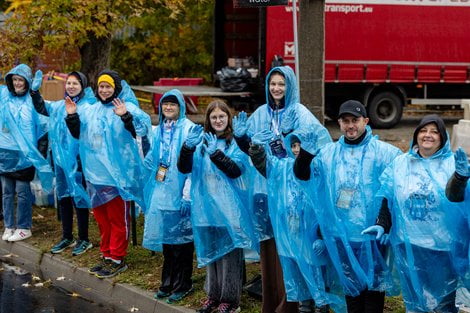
[367,91,403,129]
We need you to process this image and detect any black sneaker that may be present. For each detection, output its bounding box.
[196,298,219,313]
[95,261,128,279]
[88,258,112,274]
[217,303,241,313]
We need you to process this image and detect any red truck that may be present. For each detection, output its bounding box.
[214,0,470,128]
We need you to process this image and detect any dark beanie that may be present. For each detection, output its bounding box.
[161,95,179,105]
[412,114,447,150]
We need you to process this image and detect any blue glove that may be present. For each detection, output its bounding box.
[280,109,299,134]
[204,132,218,155]
[31,70,43,92]
[185,125,203,148]
[361,225,385,241]
[252,129,274,145]
[455,147,470,177]
[233,111,248,137]
[312,239,326,256]
[296,130,319,156]
[380,234,390,246]
[180,199,191,217]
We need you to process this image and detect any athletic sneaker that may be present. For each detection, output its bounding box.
[50,238,76,254]
[95,261,128,279]
[88,258,112,274]
[72,240,93,256]
[2,228,15,241]
[154,290,171,299]
[8,228,32,242]
[196,298,219,313]
[166,286,194,304]
[217,303,241,313]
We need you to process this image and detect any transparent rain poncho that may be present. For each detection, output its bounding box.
[266,154,346,312]
[0,64,53,191]
[377,139,470,311]
[191,138,258,267]
[78,90,150,209]
[142,89,194,251]
[306,127,401,297]
[246,65,331,241]
[43,87,95,208]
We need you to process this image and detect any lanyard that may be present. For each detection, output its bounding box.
[269,107,285,136]
[159,120,176,166]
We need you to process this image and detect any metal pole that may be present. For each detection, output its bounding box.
[292,0,300,82]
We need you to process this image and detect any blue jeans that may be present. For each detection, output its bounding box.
[1,176,33,229]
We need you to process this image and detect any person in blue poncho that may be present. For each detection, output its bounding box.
[249,133,345,313]
[363,115,470,312]
[233,65,331,313]
[0,64,53,242]
[178,99,258,313]
[30,71,95,256]
[65,70,151,279]
[142,89,195,304]
[294,100,402,313]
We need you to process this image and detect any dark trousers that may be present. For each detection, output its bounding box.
[260,238,299,313]
[160,242,194,293]
[205,248,244,306]
[345,289,385,313]
[59,196,89,241]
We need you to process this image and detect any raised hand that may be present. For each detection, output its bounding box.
[233,111,248,137]
[204,132,218,155]
[361,225,385,241]
[112,98,128,116]
[185,124,204,148]
[31,70,43,92]
[65,96,77,115]
[280,109,299,134]
[455,147,470,177]
[251,129,274,145]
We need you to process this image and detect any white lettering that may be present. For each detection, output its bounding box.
[326,0,470,6]
[284,42,295,58]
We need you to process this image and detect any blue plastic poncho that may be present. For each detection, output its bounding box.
[43,87,95,208]
[0,64,53,191]
[377,139,469,311]
[191,137,258,267]
[307,127,401,296]
[266,152,345,311]
[142,89,194,251]
[246,66,332,241]
[77,90,150,208]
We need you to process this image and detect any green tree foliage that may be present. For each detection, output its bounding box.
[111,0,214,85]
[0,0,196,84]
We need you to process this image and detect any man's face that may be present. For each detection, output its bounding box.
[338,114,369,141]
[161,101,180,120]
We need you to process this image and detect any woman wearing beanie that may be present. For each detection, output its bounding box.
[30,71,95,256]
[0,64,53,242]
[363,115,469,312]
[65,69,151,278]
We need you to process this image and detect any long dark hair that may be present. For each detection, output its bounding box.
[204,99,233,145]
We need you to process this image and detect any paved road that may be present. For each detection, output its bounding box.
[0,263,115,313]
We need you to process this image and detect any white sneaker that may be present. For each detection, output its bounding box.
[2,228,15,241]
[8,229,32,242]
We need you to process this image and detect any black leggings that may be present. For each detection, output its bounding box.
[59,196,89,241]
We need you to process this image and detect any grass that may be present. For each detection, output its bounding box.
[22,205,405,313]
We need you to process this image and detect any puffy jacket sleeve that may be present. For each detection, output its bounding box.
[210,149,242,179]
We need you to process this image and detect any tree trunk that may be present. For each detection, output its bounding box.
[79,32,112,90]
[298,0,325,123]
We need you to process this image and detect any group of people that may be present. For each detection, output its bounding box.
[0,63,468,313]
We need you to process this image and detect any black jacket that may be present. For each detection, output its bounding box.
[65,111,137,139]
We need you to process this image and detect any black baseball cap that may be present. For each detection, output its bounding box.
[338,100,367,118]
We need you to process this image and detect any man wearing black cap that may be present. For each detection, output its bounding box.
[294,100,402,313]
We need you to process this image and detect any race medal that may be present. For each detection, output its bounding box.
[156,164,169,182]
[336,188,355,209]
[269,138,287,158]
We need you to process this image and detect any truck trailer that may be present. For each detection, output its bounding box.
[214,0,470,128]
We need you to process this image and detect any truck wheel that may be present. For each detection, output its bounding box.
[367,92,403,128]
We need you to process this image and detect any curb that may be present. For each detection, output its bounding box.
[0,240,194,313]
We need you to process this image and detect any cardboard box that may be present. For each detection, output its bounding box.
[41,80,65,101]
